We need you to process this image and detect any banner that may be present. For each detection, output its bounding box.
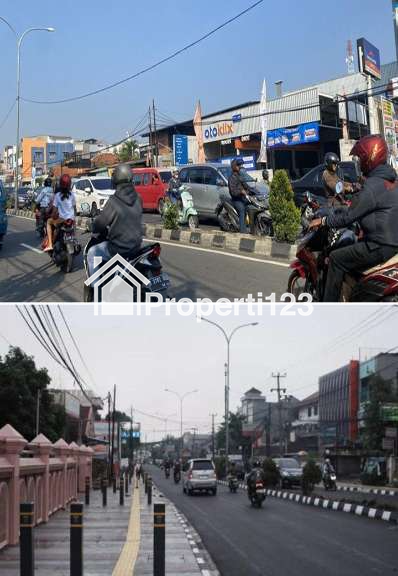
[258,79,268,163]
[173,134,189,166]
[381,97,398,156]
[357,38,381,80]
[193,100,206,163]
[267,122,320,148]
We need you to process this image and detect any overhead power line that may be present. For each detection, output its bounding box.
[21,1,264,105]
[0,99,16,131]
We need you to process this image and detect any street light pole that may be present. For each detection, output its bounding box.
[164,388,197,457]
[199,318,258,458]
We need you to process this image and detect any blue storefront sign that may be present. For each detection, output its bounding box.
[267,122,320,148]
[219,154,257,171]
[357,38,381,80]
[173,134,189,166]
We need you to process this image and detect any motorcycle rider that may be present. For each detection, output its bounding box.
[164,459,171,478]
[246,459,265,498]
[323,458,336,488]
[86,164,143,276]
[174,459,181,480]
[262,169,270,196]
[228,158,256,234]
[310,135,398,301]
[35,178,54,232]
[44,174,76,251]
[322,152,353,206]
[167,169,182,204]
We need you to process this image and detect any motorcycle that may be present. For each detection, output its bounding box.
[174,470,181,484]
[165,467,170,479]
[216,193,273,236]
[248,478,266,508]
[288,191,398,302]
[162,185,199,230]
[82,220,170,303]
[50,219,81,273]
[35,207,48,239]
[228,476,239,493]
[323,472,337,491]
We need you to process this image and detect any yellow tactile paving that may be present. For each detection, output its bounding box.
[112,484,141,576]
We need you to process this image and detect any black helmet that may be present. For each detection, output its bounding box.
[253,459,262,468]
[324,152,340,169]
[44,177,52,187]
[231,158,244,171]
[111,164,132,188]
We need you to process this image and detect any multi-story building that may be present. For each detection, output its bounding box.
[290,392,319,453]
[20,135,74,184]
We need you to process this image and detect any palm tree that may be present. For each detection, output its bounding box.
[118,140,139,162]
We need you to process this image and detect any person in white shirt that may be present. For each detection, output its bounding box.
[44,174,76,251]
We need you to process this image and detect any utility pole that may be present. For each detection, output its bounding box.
[107,392,111,480]
[35,389,41,436]
[210,413,217,460]
[265,403,272,458]
[148,106,153,167]
[271,372,287,457]
[130,406,133,466]
[224,362,229,458]
[110,385,116,478]
[152,99,159,167]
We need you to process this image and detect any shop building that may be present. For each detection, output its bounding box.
[20,135,74,184]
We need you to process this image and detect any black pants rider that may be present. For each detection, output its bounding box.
[324,241,398,302]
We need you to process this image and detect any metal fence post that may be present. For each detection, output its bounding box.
[112,475,117,494]
[144,473,148,494]
[102,477,107,507]
[119,476,124,506]
[125,472,129,496]
[85,477,90,506]
[147,476,152,506]
[70,502,83,576]
[153,503,165,576]
[20,502,34,576]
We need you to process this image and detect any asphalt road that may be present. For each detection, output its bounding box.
[148,465,398,576]
[0,215,289,302]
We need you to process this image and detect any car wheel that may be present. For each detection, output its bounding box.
[212,488,217,496]
[188,214,199,230]
[188,488,193,496]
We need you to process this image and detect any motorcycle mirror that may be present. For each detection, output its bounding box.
[216,177,226,187]
[335,181,344,196]
[80,202,91,216]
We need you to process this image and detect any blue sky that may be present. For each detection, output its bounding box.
[0,0,396,150]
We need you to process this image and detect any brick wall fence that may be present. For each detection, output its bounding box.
[0,424,94,550]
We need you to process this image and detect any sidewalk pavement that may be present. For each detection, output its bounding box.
[0,484,132,576]
[134,480,219,576]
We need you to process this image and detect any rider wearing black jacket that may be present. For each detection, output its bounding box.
[310,136,398,301]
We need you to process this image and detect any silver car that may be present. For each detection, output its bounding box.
[178,163,269,221]
[183,458,217,496]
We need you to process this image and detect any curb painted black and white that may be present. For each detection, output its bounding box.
[153,485,220,576]
[336,484,398,497]
[218,480,398,525]
[7,209,297,261]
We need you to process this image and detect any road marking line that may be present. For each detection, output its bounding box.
[112,485,141,576]
[20,243,43,255]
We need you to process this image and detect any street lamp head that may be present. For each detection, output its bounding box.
[251,322,259,326]
[47,27,55,32]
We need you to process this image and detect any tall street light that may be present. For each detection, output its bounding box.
[199,317,259,458]
[0,17,55,208]
[164,388,198,456]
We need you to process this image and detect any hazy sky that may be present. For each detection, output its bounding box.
[0,0,396,149]
[0,304,396,442]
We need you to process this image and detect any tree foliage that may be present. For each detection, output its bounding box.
[118,140,139,163]
[0,347,66,442]
[162,201,180,230]
[302,459,322,495]
[263,458,279,487]
[216,411,251,455]
[269,170,301,243]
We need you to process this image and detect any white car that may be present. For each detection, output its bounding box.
[73,176,114,216]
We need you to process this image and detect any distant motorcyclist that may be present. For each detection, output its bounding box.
[228,158,256,234]
[35,178,54,235]
[44,174,76,251]
[323,458,336,489]
[86,164,143,276]
[164,459,171,478]
[310,135,398,301]
[262,169,270,195]
[174,459,181,481]
[246,459,265,498]
[168,170,181,204]
[322,152,353,207]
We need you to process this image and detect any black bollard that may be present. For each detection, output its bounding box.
[144,473,148,494]
[119,475,124,506]
[70,502,83,576]
[112,475,117,494]
[85,477,90,506]
[20,502,34,576]
[125,472,129,496]
[153,503,165,576]
[102,477,107,507]
[147,477,152,506]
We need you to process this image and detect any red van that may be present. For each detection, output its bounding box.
[132,168,168,212]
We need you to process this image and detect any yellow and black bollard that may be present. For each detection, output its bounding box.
[119,475,124,506]
[144,473,148,494]
[85,477,90,506]
[147,476,152,506]
[20,502,34,576]
[153,503,165,576]
[101,477,107,507]
[70,502,83,576]
[125,472,129,497]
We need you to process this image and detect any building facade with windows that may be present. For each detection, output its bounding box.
[290,392,319,453]
[20,135,74,184]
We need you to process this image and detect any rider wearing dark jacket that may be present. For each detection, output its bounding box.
[310,135,398,301]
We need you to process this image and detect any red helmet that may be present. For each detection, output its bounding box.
[59,173,71,190]
[350,135,388,176]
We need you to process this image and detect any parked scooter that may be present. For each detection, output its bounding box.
[228,476,239,493]
[162,185,199,230]
[216,193,273,236]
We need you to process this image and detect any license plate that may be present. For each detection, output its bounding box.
[150,273,170,292]
[256,489,266,494]
[64,234,74,242]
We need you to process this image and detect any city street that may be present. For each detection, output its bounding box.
[0,215,289,302]
[148,465,398,576]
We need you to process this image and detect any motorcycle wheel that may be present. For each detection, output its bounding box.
[382,294,398,302]
[84,284,94,303]
[158,198,165,215]
[255,217,273,237]
[287,270,312,300]
[61,252,73,273]
[188,214,199,230]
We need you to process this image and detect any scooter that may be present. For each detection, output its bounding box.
[162,185,199,230]
[216,193,273,236]
[50,219,81,273]
[174,470,181,484]
[248,478,266,508]
[228,476,239,493]
[323,472,337,491]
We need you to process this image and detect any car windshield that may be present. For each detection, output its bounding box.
[92,179,112,190]
[218,166,255,183]
[159,171,172,183]
[279,459,300,468]
[192,460,213,471]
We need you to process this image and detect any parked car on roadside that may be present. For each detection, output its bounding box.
[273,457,303,489]
[72,176,115,216]
[291,160,360,208]
[182,458,217,495]
[178,163,269,221]
[132,167,168,212]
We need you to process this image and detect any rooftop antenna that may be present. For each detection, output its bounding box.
[346,40,355,75]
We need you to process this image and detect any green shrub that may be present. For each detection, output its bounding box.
[269,170,301,243]
[301,459,322,495]
[263,457,279,487]
[214,456,227,479]
[162,201,179,230]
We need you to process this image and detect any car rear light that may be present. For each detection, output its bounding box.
[256,481,263,487]
[148,244,161,260]
[188,472,193,480]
